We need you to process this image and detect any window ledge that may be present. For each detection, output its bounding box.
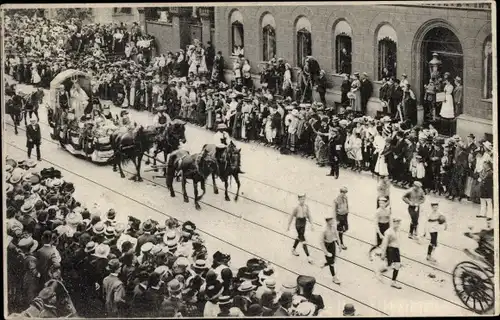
[112,13,133,17]
[146,20,173,26]
[481,98,493,103]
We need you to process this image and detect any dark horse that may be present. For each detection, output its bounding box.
[145,120,187,174]
[22,88,45,125]
[202,142,242,202]
[110,125,157,181]
[166,148,218,210]
[5,88,44,135]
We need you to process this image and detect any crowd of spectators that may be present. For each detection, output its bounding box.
[5,12,494,217]
[6,157,356,317]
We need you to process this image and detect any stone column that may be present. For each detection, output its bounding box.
[169,7,181,51]
[137,7,146,32]
[199,7,211,44]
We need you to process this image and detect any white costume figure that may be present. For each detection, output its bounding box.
[439,82,455,119]
[31,63,41,84]
[70,82,89,120]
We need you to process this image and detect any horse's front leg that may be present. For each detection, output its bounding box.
[129,156,138,181]
[233,173,241,202]
[11,114,18,134]
[212,173,219,194]
[145,146,153,165]
[194,180,201,210]
[136,154,143,182]
[224,177,230,201]
[163,149,168,177]
[117,153,125,178]
[182,175,189,203]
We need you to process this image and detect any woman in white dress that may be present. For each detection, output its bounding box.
[374,137,390,177]
[439,79,455,119]
[70,82,89,119]
[31,63,41,86]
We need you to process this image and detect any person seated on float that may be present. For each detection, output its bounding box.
[152,105,172,132]
[213,123,245,174]
[464,218,493,265]
[79,114,94,151]
[118,110,135,132]
[58,84,70,111]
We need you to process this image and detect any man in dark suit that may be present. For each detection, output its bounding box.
[453,76,463,117]
[316,70,328,107]
[26,117,42,161]
[391,131,406,184]
[205,41,215,75]
[360,72,373,114]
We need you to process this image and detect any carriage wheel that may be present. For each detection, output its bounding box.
[453,261,495,314]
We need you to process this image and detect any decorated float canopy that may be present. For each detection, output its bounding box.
[49,69,93,114]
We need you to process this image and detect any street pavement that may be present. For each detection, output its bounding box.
[3,79,486,316]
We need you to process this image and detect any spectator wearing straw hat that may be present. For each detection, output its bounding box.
[102,258,126,317]
[18,236,40,305]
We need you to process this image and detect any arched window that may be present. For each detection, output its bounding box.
[261,13,276,61]
[295,17,312,68]
[484,36,492,99]
[377,24,398,80]
[333,20,352,75]
[230,10,244,56]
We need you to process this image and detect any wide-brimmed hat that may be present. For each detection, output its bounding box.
[21,202,35,214]
[106,209,117,221]
[25,159,38,168]
[104,226,116,238]
[10,167,26,184]
[66,212,83,226]
[191,259,209,272]
[238,280,256,293]
[142,220,153,232]
[163,230,179,245]
[93,243,111,259]
[5,164,14,174]
[343,303,356,316]
[92,222,106,234]
[62,182,75,194]
[107,258,121,271]
[167,279,183,295]
[18,236,38,253]
[141,242,154,253]
[6,158,18,169]
[84,241,97,253]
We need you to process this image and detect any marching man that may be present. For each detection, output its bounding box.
[377,217,403,289]
[320,217,342,284]
[287,193,314,264]
[423,202,447,263]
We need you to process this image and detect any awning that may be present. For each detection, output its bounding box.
[261,13,276,29]
[334,20,352,38]
[377,24,398,43]
[295,17,311,32]
[230,10,244,24]
[50,69,92,90]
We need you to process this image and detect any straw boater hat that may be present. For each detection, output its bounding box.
[18,237,39,253]
[93,244,111,259]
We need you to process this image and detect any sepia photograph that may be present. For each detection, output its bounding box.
[1,1,497,317]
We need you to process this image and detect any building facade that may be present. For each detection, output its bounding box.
[213,3,494,138]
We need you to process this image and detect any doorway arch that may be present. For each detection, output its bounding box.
[412,20,464,102]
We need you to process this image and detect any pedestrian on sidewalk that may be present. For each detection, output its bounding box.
[423,202,447,263]
[333,187,349,250]
[402,181,426,240]
[287,193,314,264]
[320,217,341,284]
[26,117,42,161]
[377,217,403,289]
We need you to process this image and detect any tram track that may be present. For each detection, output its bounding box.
[8,117,459,275]
[4,140,389,317]
[6,121,472,314]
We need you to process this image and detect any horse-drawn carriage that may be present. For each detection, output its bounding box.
[47,69,116,164]
[452,229,495,314]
